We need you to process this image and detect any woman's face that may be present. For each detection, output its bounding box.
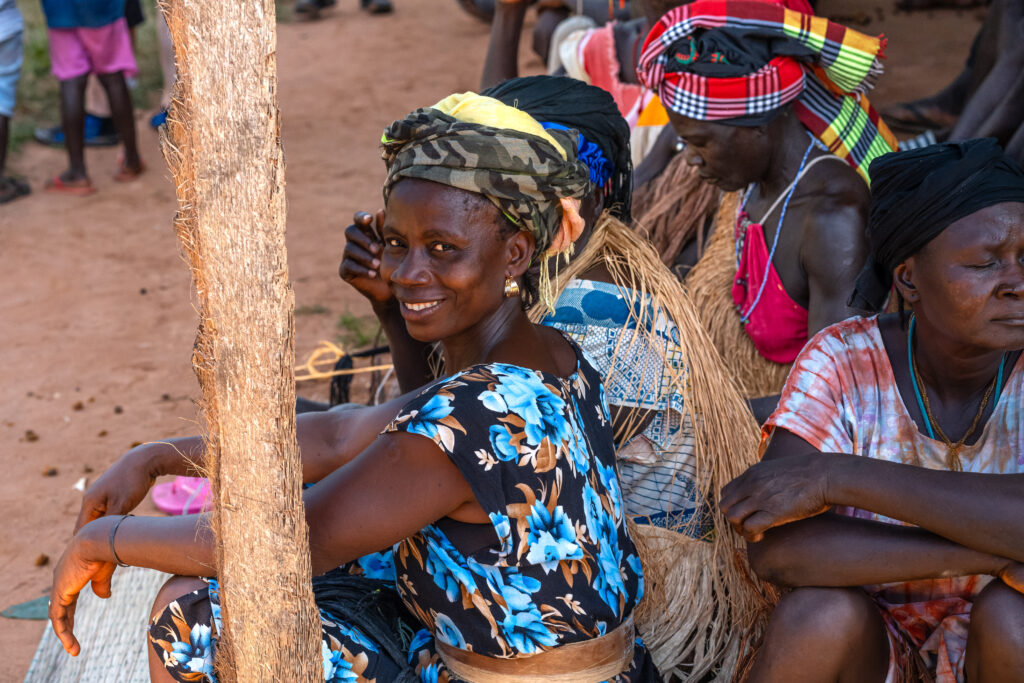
[667,111,771,192]
[899,202,1024,352]
[380,179,534,342]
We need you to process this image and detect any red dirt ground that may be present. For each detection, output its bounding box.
[0,0,979,677]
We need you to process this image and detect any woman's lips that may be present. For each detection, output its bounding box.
[399,299,442,318]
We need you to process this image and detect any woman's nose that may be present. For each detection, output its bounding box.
[390,249,431,286]
[996,259,1024,298]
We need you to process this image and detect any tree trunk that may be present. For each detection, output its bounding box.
[158,1,321,680]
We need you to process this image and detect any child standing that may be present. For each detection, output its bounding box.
[0,0,29,203]
[42,0,143,195]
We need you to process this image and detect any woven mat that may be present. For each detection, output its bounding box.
[24,567,169,683]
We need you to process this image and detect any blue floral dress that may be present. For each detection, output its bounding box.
[149,345,659,682]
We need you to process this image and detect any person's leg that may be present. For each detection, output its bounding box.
[963,579,1024,683]
[59,74,90,181]
[0,30,20,179]
[969,61,1024,142]
[1005,121,1024,164]
[0,113,27,201]
[747,587,890,683]
[950,12,1024,141]
[46,28,95,185]
[96,71,142,174]
[79,18,142,176]
[532,7,570,64]
[148,576,209,683]
[881,2,1002,131]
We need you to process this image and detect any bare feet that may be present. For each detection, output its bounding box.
[114,158,146,183]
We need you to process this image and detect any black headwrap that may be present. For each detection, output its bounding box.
[482,75,633,221]
[849,138,1024,312]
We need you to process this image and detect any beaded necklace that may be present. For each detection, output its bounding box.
[734,136,815,324]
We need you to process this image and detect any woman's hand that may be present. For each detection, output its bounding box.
[339,210,392,307]
[74,443,166,532]
[49,519,116,656]
[720,453,834,542]
[999,561,1024,594]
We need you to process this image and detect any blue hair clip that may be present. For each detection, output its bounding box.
[539,122,612,187]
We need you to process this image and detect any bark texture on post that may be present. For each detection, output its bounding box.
[158,1,321,680]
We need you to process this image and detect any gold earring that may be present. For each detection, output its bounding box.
[504,276,520,298]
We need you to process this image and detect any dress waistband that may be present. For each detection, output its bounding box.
[435,614,635,683]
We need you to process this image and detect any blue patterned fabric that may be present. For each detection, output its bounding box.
[148,342,660,682]
[543,279,707,534]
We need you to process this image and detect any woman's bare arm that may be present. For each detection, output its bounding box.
[725,428,1021,587]
[51,430,475,655]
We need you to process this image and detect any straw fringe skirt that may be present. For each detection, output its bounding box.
[633,154,720,268]
[540,215,776,680]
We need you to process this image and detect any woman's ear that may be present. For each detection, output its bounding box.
[505,230,535,279]
[894,258,920,304]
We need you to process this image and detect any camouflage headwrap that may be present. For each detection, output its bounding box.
[381,105,593,260]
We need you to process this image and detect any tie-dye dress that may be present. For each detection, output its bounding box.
[149,343,660,682]
[765,316,1024,683]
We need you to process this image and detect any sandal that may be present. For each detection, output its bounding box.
[295,0,329,17]
[152,476,211,515]
[114,157,146,182]
[44,175,97,196]
[361,0,393,14]
[0,177,30,204]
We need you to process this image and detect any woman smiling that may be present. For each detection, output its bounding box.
[47,94,660,682]
[721,140,1024,683]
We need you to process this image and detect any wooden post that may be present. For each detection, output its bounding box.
[158,1,321,680]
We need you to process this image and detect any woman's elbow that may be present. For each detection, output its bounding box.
[746,536,799,588]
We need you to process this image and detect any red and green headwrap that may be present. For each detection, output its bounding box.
[636,0,898,183]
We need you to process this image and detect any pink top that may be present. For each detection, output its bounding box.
[766,316,1024,682]
[731,212,809,364]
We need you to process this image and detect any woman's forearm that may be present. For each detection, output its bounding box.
[132,403,404,489]
[80,514,216,578]
[481,1,529,90]
[137,436,206,477]
[828,456,1024,562]
[749,512,1007,588]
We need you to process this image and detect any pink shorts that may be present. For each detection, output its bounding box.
[47,18,138,81]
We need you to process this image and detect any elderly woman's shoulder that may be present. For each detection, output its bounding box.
[803,154,872,210]
[804,315,883,357]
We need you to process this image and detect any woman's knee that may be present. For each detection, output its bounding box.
[754,588,888,681]
[969,579,1024,653]
[150,576,207,622]
[771,587,884,642]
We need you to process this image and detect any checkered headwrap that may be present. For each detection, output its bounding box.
[636,0,898,183]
